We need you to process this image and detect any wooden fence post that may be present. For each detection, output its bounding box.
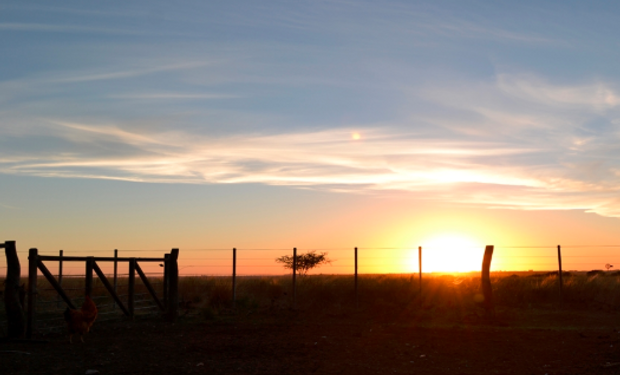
[58,250,64,286]
[85,257,94,297]
[3,241,25,338]
[232,248,237,309]
[128,258,135,319]
[167,248,179,322]
[163,253,170,309]
[292,247,297,309]
[418,246,423,294]
[481,245,495,315]
[557,245,563,306]
[354,247,358,309]
[57,250,64,308]
[113,249,118,310]
[27,248,38,339]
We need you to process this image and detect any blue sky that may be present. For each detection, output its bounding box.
[1,1,620,265]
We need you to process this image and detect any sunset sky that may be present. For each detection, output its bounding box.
[1,1,620,274]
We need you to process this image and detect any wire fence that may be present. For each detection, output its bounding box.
[4,245,620,277]
[3,244,620,337]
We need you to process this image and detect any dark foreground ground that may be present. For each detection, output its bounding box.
[3,308,620,375]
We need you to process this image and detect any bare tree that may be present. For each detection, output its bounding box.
[275,251,331,276]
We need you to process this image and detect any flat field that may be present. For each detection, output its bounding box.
[3,273,620,374]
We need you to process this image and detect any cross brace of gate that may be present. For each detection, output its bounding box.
[26,248,179,339]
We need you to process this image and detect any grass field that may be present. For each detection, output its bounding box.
[4,272,620,374]
[5,271,620,322]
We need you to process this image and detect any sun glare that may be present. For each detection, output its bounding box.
[415,234,485,273]
[351,132,361,140]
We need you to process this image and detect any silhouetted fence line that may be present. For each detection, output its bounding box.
[5,241,620,339]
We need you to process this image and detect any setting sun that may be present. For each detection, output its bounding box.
[351,132,361,140]
[416,234,485,273]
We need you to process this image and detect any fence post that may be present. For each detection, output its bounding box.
[354,247,358,309]
[27,248,38,339]
[113,249,118,310]
[557,245,563,306]
[58,250,64,286]
[167,248,179,322]
[163,253,170,309]
[232,248,237,309]
[85,257,94,297]
[481,245,495,315]
[128,258,135,319]
[3,241,25,338]
[57,250,64,309]
[418,246,423,294]
[292,247,297,309]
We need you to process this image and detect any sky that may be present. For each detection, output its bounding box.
[1,1,620,274]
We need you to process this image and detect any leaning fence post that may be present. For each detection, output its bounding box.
[481,245,495,315]
[85,257,94,297]
[418,246,423,294]
[27,248,38,339]
[354,247,358,309]
[113,249,118,310]
[292,247,297,309]
[232,248,237,309]
[557,245,563,306]
[167,248,179,322]
[128,258,135,319]
[4,241,25,338]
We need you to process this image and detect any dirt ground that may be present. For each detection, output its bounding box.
[3,308,620,375]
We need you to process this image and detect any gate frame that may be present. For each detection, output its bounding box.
[26,248,179,339]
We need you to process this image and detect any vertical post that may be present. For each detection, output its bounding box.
[27,248,38,339]
[481,245,495,315]
[128,258,135,319]
[4,241,25,338]
[58,250,64,286]
[167,248,179,322]
[113,249,118,310]
[292,247,297,309]
[418,246,423,294]
[557,245,563,306]
[232,248,237,309]
[85,257,94,297]
[354,247,358,309]
[163,253,170,309]
[57,250,64,309]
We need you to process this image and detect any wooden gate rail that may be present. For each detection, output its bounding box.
[26,248,179,339]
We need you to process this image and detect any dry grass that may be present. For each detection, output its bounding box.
[176,272,620,317]
[4,271,620,326]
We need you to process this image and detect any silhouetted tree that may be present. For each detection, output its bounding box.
[275,251,331,276]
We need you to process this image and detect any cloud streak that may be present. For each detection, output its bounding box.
[2,88,619,218]
[2,1,620,220]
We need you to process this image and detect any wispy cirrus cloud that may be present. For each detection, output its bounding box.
[0,22,153,35]
[1,93,619,218]
[107,92,239,100]
[50,62,210,83]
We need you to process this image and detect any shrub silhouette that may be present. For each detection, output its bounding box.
[275,251,331,276]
